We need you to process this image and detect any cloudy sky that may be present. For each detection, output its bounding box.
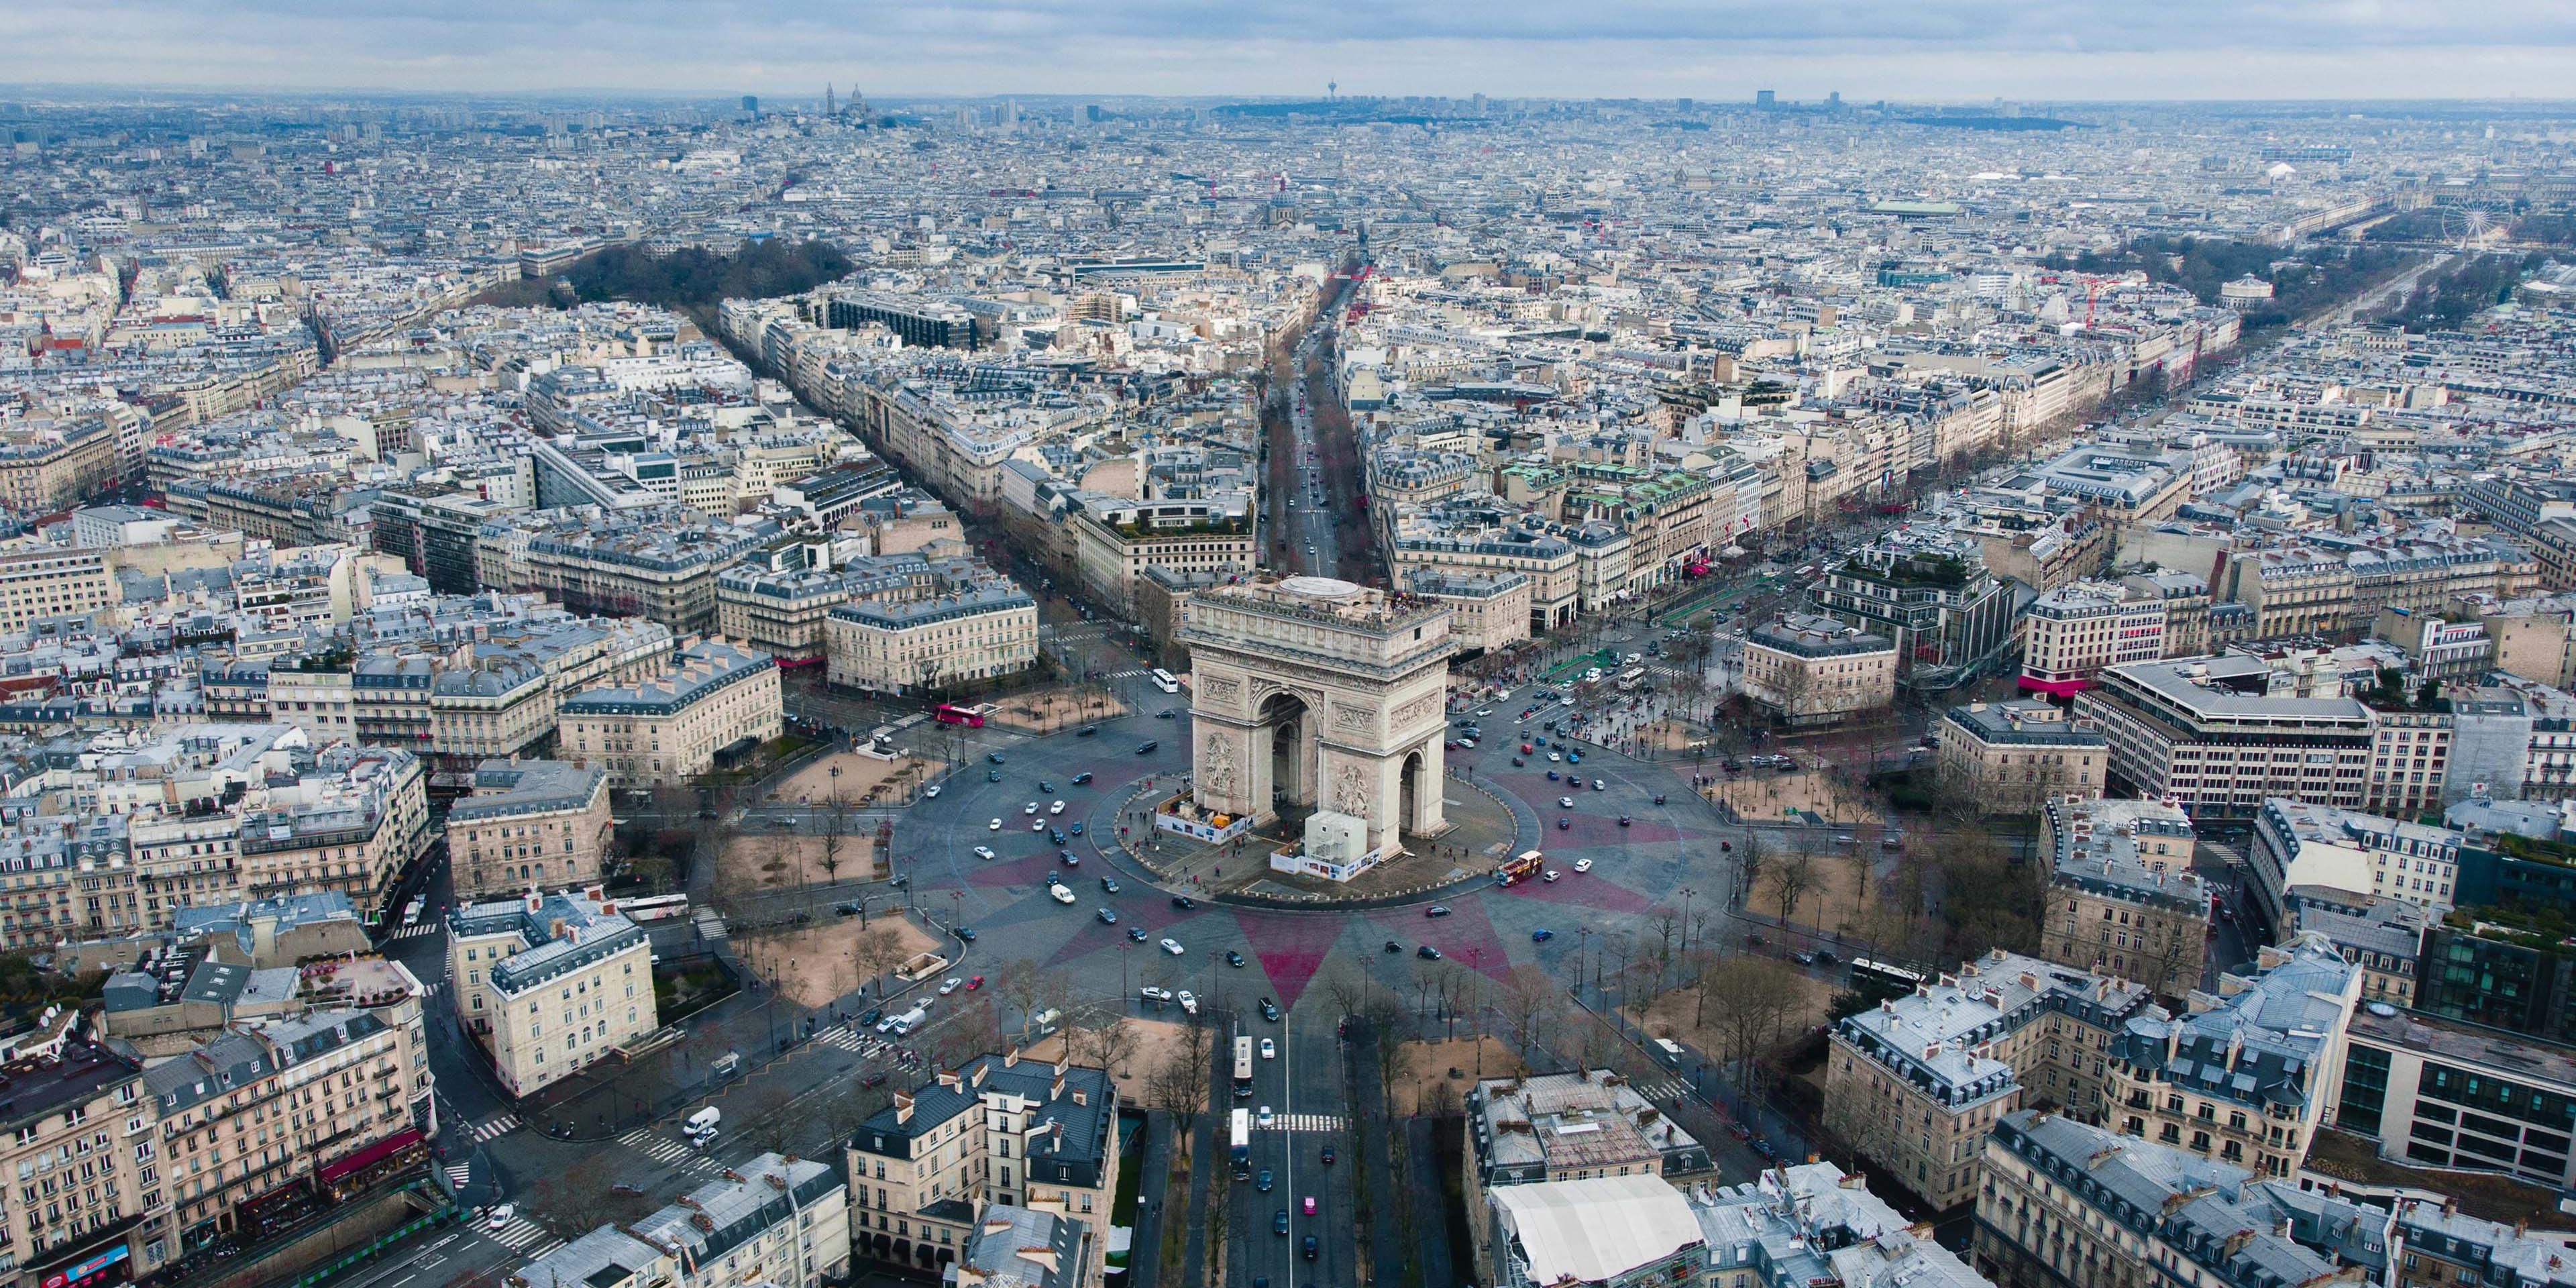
[7,0,2575,101]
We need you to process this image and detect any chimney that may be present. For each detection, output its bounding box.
[894,1091,914,1124]
[1004,1047,1020,1069]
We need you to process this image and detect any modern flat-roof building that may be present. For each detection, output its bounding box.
[1483,1175,1704,1288]
[2074,655,2376,821]
[1463,1069,1711,1248]
[2336,1003,2576,1193]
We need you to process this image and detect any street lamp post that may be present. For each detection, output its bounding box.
[1679,888,1697,957]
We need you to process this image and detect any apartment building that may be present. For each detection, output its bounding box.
[846,1053,1118,1279]
[2017,580,2167,695]
[2104,943,2361,1179]
[230,747,431,922]
[144,1006,431,1257]
[2248,798,2464,941]
[1067,500,1255,615]
[1403,568,1533,657]
[1813,529,2017,690]
[822,557,1038,696]
[1823,950,2153,1210]
[2123,569,2212,657]
[2074,655,2375,820]
[560,639,782,790]
[1741,612,1896,728]
[0,546,114,635]
[446,890,656,1097]
[1385,506,1581,634]
[0,1029,171,1288]
[0,421,119,517]
[1935,700,2108,815]
[2391,1199,2576,1288]
[612,1151,849,1288]
[2037,796,2209,1000]
[1974,1110,2381,1288]
[2363,701,2455,819]
[474,506,773,635]
[446,759,613,900]
[1462,1069,1712,1244]
[2284,892,2426,1010]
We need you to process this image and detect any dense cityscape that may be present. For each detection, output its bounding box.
[5,81,2576,1288]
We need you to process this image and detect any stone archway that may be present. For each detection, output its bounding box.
[1183,576,1457,855]
[1260,690,1316,810]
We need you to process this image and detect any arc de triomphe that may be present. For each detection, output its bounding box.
[1177,576,1454,857]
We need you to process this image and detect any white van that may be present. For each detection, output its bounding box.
[886,1006,928,1036]
[685,1106,720,1140]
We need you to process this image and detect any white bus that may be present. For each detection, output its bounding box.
[1232,1035,1254,1098]
[1230,1108,1252,1179]
[1615,667,1648,692]
[1149,668,1181,694]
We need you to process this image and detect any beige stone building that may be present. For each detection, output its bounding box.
[822,555,1039,695]
[447,890,656,1097]
[847,1052,1120,1279]
[145,1002,432,1257]
[2037,796,2210,1000]
[231,747,432,921]
[447,760,614,900]
[0,420,119,517]
[1934,700,2108,815]
[1069,502,1256,614]
[1823,950,2152,1210]
[561,639,782,790]
[1401,567,1532,656]
[2017,580,2167,694]
[1741,612,1896,727]
[0,1022,174,1288]
[2102,942,2359,1178]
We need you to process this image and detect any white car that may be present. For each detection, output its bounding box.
[1542,869,1560,883]
[1178,989,1198,1015]
[1474,707,1493,717]
[938,977,963,996]
[1257,1105,1276,1128]
[989,818,1003,830]
[1159,937,1185,955]
[1573,857,1594,873]
[1049,800,1066,816]
[1030,819,1046,832]
[1140,985,1174,1002]
[1260,1038,1277,1059]
[923,784,942,798]
[1024,802,1039,815]
[1558,796,1574,808]
[972,845,997,861]
[1547,752,1561,762]
[487,1203,516,1229]
[1051,885,1077,905]
[1593,779,1606,791]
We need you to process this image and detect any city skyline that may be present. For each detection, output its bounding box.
[6,0,2576,101]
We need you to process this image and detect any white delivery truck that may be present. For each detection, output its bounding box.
[684,1106,720,1146]
[886,1005,928,1036]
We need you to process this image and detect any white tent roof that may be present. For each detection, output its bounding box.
[1493,1175,1700,1285]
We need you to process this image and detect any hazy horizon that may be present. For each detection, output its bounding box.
[6,0,2576,105]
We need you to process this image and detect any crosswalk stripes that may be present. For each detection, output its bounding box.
[489,1217,551,1250]
[444,1163,472,1189]
[1103,668,1150,680]
[468,1114,521,1143]
[628,1134,696,1165]
[521,1239,566,1263]
[1265,1113,1346,1133]
[812,1028,890,1057]
[386,923,443,941]
[1634,1078,1688,1102]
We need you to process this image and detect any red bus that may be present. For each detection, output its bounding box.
[934,704,985,728]
[1497,850,1544,885]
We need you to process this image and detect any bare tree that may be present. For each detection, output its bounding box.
[1498,965,1559,1066]
[1735,829,1768,910]
[1704,955,1809,1100]
[1766,846,1820,926]
[1151,1020,1215,1157]
[851,924,909,1000]
[996,957,1044,1044]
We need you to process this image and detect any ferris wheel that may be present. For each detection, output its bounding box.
[2439,207,2494,252]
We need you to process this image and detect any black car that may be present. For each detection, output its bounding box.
[1157,709,1179,719]
[1275,1210,1290,1236]
[1302,1235,1318,1260]
[1126,926,1148,943]
[1077,725,1099,737]
[834,902,859,916]
[1320,1144,1336,1165]
[1071,771,1093,784]
[1100,876,1122,893]
[1425,905,1452,918]
[858,1008,882,1026]
[988,753,1006,764]
[1136,741,1159,755]
[1224,950,1245,967]
[1171,895,1196,910]
[1039,780,1054,792]
[1417,945,1442,960]
[1383,940,1402,953]
[1256,1169,1273,1193]
[1259,998,1281,1022]
[955,927,977,942]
